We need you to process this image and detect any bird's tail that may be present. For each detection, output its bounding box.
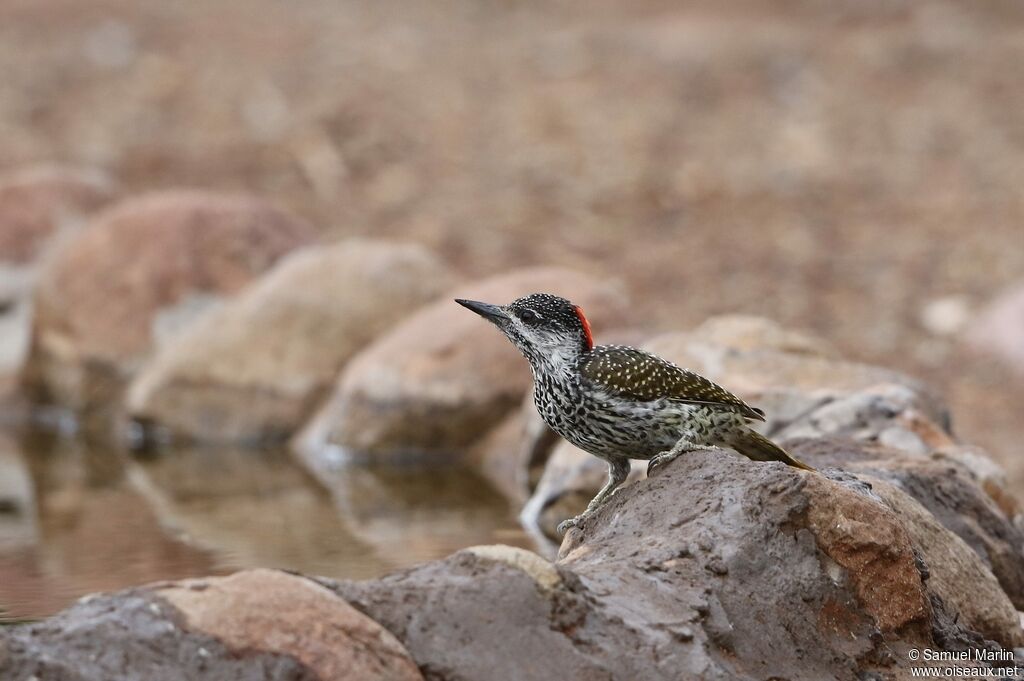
[730,428,815,472]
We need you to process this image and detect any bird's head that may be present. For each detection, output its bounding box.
[456,292,594,371]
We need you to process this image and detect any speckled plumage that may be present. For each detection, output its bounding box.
[535,344,762,462]
[456,292,813,532]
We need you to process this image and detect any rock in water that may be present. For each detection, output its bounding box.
[0,569,423,681]
[22,191,316,416]
[126,240,453,445]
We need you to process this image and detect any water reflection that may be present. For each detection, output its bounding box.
[0,431,216,621]
[318,463,534,568]
[0,428,535,622]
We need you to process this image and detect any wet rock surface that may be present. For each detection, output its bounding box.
[22,190,316,414]
[295,267,628,463]
[0,569,423,681]
[126,240,453,444]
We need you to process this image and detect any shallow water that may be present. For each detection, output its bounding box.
[0,426,536,622]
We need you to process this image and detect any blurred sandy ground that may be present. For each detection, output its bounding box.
[0,0,1022,484]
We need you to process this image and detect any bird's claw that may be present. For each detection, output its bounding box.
[648,443,712,476]
[647,452,670,476]
[557,515,583,534]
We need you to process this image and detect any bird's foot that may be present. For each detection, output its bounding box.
[647,452,673,476]
[557,513,587,535]
[647,444,715,476]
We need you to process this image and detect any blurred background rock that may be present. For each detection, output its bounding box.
[1,0,1023,621]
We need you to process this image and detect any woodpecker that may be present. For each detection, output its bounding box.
[456,293,814,533]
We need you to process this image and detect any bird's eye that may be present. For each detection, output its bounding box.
[520,309,540,325]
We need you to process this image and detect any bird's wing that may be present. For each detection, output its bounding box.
[579,345,765,421]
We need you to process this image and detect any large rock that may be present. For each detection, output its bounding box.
[769,383,954,456]
[294,267,628,463]
[126,240,453,444]
[22,191,317,414]
[571,451,1021,658]
[0,166,119,373]
[329,448,1021,681]
[858,476,1020,646]
[790,439,1024,611]
[0,569,423,681]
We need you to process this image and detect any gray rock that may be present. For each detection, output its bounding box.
[771,382,951,454]
[934,445,1023,525]
[328,546,619,681]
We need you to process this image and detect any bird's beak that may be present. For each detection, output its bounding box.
[455,298,509,324]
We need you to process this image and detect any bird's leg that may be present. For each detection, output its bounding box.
[557,458,630,534]
[647,434,715,476]
[585,458,631,512]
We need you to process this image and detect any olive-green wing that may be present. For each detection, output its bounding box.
[580,345,765,421]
